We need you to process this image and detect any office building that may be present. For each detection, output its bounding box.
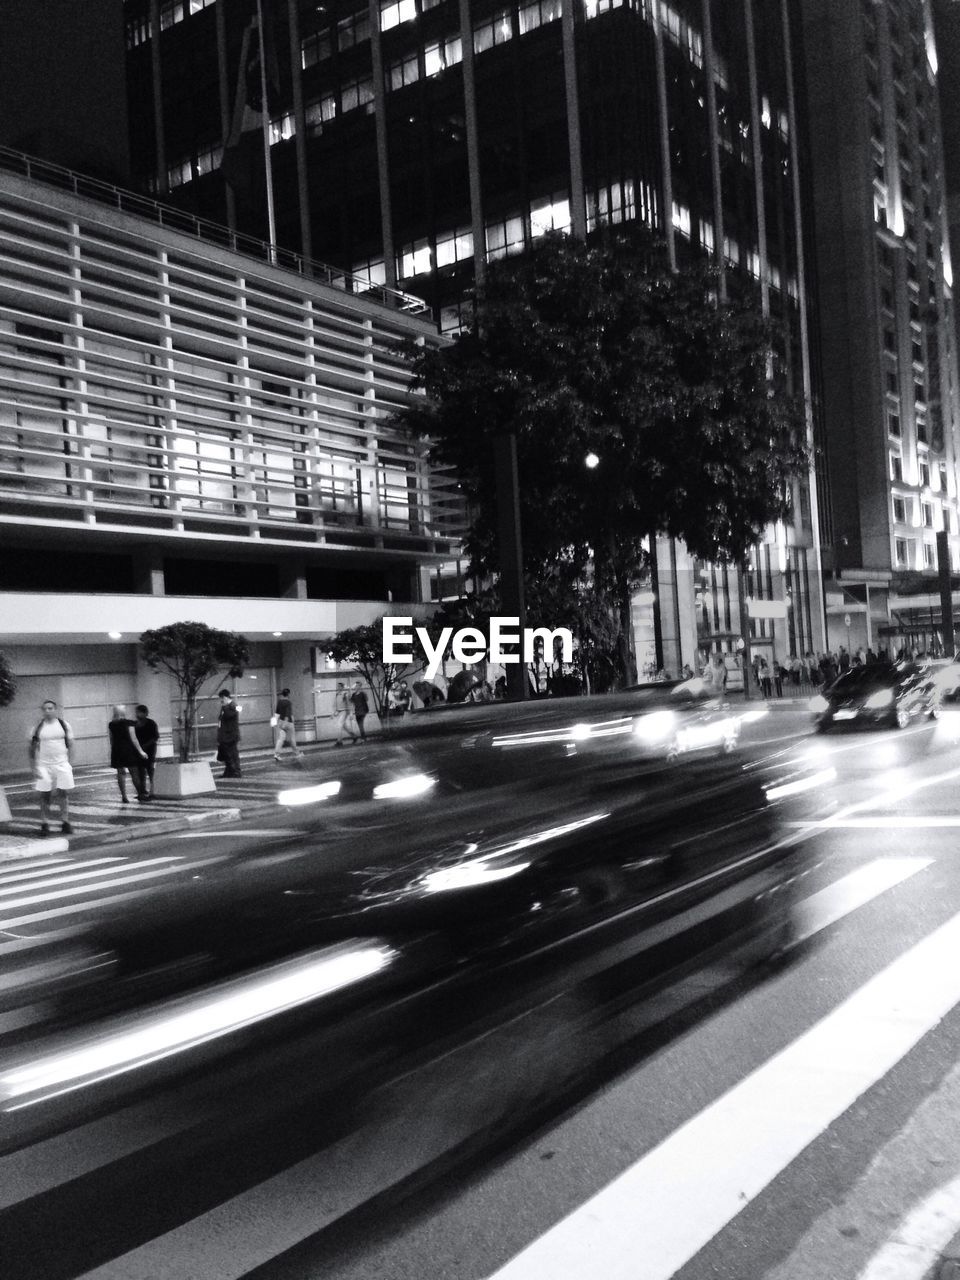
[0,154,460,770]
[123,0,827,676]
[800,0,960,653]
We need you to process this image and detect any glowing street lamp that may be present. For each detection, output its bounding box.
[584,452,600,470]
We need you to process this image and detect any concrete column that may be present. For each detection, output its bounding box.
[215,0,237,231]
[701,0,726,300]
[561,0,586,238]
[652,0,676,270]
[368,0,397,290]
[149,0,167,195]
[458,0,485,285]
[286,0,314,264]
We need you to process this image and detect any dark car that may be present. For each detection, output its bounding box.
[810,661,941,730]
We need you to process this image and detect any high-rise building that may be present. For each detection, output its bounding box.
[0,154,460,770]
[800,0,960,653]
[933,0,960,380]
[124,0,827,676]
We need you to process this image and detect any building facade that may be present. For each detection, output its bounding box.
[123,0,827,677]
[0,154,462,771]
[800,0,960,654]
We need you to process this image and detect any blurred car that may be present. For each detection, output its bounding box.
[810,661,941,730]
[929,655,960,703]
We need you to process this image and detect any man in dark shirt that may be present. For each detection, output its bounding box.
[134,704,160,795]
[350,681,370,742]
[273,687,303,761]
[217,689,242,778]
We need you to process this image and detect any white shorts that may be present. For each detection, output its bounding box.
[34,760,75,792]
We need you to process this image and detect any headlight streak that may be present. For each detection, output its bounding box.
[633,710,677,743]
[674,717,738,751]
[739,706,770,724]
[764,767,837,801]
[865,688,895,709]
[373,774,435,800]
[419,813,610,895]
[0,943,393,1111]
[277,781,342,806]
[491,719,633,749]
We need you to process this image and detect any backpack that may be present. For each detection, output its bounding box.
[30,718,70,758]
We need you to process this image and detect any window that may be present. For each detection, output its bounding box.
[518,0,562,35]
[890,453,903,482]
[399,238,432,278]
[671,202,692,239]
[269,112,296,145]
[884,329,897,352]
[919,460,931,487]
[338,11,371,49]
[922,501,934,528]
[380,0,416,30]
[389,53,420,90]
[301,30,333,67]
[886,370,899,394]
[895,537,909,567]
[474,10,513,53]
[485,214,525,260]
[341,77,374,113]
[889,411,901,437]
[424,35,463,75]
[435,226,474,268]
[305,95,337,133]
[530,194,571,238]
[893,495,907,523]
[923,542,935,568]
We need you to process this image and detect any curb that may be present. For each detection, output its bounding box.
[64,805,245,851]
[0,836,70,859]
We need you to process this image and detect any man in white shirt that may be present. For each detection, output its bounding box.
[29,699,75,836]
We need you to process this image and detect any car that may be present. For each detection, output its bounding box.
[809,661,941,730]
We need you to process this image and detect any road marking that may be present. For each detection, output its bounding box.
[484,904,960,1280]
[0,856,182,900]
[793,857,931,941]
[856,1173,960,1279]
[172,830,289,840]
[0,856,226,928]
[790,817,960,829]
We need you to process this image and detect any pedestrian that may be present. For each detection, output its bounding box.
[217,689,242,778]
[350,680,370,741]
[758,658,773,698]
[133,704,160,796]
[273,687,303,761]
[109,704,149,803]
[29,699,75,836]
[772,658,784,698]
[333,681,357,746]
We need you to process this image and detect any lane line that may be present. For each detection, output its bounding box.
[483,903,960,1280]
[790,817,960,829]
[793,857,931,942]
[856,1173,960,1279]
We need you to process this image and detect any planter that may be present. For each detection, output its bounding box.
[0,785,11,823]
[152,758,217,798]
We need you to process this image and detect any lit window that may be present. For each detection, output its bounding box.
[671,202,691,238]
[435,227,474,267]
[305,95,337,133]
[424,35,463,76]
[530,195,571,238]
[485,214,525,260]
[389,54,420,90]
[380,0,416,30]
[399,238,432,278]
[269,112,296,145]
[341,78,374,113]
[474,10,512,53]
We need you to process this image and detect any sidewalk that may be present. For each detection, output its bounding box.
[0,742,333,859]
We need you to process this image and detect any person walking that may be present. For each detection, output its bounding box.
[109,705,149,803]
[134,705,159,796]
[350,680,370,742]
[273,687,303,761]
[29,699,76,836]
[333,681,357,746]
[217,689,242,778]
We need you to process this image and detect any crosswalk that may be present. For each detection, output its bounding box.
[0,844,957,1280]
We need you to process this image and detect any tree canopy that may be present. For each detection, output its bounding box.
[139,622,249,761]
[397,230,808,682]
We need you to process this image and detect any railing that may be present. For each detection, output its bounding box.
[0,146,430,318]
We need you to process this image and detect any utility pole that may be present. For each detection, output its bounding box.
[493,434,528,700]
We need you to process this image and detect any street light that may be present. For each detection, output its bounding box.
[584,452,600,469]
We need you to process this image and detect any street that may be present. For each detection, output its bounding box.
[3,702,960,1279]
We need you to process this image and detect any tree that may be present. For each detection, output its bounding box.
[396,228,808,684]
[318,617,421,726]
[139,622,250,762]
[0,651,15,710]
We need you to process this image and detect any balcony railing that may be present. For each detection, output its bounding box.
[0,146,430,317]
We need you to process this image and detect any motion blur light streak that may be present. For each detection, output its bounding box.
[0,944,393,1110]
[277,781,342,806]
[675,718,738,750]
[633,710,677,743]
[373,774,435,800]
[809,695,829,713]
[493,813,609,858]
[865,688,894,709]
[764,768,837,801]
[739,706,770,724]
[421,860,532,893]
